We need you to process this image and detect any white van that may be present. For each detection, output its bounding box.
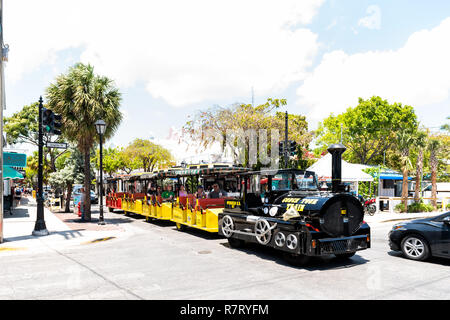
[422,182,450,200]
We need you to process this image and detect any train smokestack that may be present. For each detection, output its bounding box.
[327,143,347,193]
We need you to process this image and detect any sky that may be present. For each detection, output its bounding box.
[3,0,450,162]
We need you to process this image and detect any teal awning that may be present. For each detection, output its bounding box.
[3,166,24,179]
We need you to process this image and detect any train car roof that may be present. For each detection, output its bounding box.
[153,166,250,179]
[239,168,317,176]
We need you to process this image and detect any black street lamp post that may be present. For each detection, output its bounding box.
[95,119,106,225]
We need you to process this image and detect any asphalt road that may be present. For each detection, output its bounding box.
[1,209,449,300]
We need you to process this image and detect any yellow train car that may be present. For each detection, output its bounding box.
[108,164,249,234]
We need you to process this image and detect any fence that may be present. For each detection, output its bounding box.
[376,196,449,213]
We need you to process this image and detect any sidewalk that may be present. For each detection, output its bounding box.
[0,196,136,255]
[364,210,444,224]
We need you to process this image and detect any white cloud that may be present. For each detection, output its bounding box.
[358,5,381,30]
[4,0,324,107]
[296,17,450,121]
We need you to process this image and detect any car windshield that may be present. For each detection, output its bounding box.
[432,211,450,221]
[272,172,318,191]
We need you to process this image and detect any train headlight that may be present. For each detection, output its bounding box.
[263,207,269,215]
[286,234,298,250]
[269,206,278,217]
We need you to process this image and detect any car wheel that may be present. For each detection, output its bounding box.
[283,253,310,267]
[108,207,114,212]
[401,235,430,261]
[227,238,245,248]
[334,252,356,259]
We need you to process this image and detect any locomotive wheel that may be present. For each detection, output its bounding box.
[255,219,272,245]
[283,253,310,267]
[334,252,356,259]
[176,222,186,231]
[227,238,245,248]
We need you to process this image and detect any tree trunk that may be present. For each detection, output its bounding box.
[402,167,409,211]
[65,183,73,213]
[84,149,92,220]
[430,150,438,209]
[414,149,423,202]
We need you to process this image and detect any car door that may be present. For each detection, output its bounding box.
[434,213,450,258]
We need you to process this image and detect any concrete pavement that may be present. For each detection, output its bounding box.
[0,196,141,255]
[0,198,448,300]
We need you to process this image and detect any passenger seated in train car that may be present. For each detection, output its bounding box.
[195,185,207,199]
[162,185,175,200]
[156,186,162,198]
[178,185,188,197]
[146,184,156,204]
[208,183,227,199]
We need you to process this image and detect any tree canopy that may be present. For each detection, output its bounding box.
[183,98,312,168]
[46,63,123,220]
[122,139,174,172]
[315,96,419,165]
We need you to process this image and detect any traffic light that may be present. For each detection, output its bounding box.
[289,140,297,155]
[279,141,285,156]
[42,108,62,135]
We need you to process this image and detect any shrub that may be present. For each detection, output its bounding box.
[394,203,407,213]
[407,201,435,213]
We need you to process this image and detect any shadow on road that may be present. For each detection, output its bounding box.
[3,208,30,219]
[3,229,84,242]
[220,241,370,270]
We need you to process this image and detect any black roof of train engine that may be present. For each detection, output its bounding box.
[218,144,371,265]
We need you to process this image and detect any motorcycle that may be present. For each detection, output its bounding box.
[358,195,377,216]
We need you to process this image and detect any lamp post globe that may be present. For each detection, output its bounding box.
[95,119,106,135]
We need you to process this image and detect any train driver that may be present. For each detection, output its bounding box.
[208,183,227,199]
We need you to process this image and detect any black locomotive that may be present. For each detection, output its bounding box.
[218,144,371,266]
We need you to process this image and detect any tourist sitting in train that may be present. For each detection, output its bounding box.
[146,184,156,204]
[178,185,188,197]
[162,185,175,200]
[156,186,162,197]
[195,185,207,199]
[208,183,227,199]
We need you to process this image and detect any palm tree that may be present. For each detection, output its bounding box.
[427,137,442,209]
[413,130,427,202]
[46,63,122,221]
[396,128,416,211]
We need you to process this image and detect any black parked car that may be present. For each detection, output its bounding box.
[389,211,450,261]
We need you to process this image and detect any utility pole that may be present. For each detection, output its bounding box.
[0,0,4,243]
[284,111,289,168]
[32,97,48,236]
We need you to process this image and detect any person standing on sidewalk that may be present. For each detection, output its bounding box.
[80,187,86,221]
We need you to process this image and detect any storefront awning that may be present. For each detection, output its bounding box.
[380,174,412,180]
[3,166,24,180]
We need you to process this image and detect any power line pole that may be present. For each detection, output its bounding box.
[0,0,4,243]
[32,96,48,236]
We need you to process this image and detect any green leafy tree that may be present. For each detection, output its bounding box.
[183,98,312,169]
[315,96,418,165]
[48,148,86,212]
[4,102,39,146]
[93,147,125,176]
[413,130,428,202]
[122,139,174,172]
[4,102,67,172]
[46,63,122,221]
[427,137,442,209]
[396,127,417,210]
